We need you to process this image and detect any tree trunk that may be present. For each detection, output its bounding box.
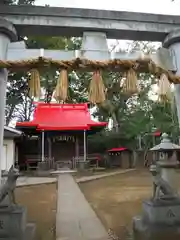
[6,104,16,125]
[111,112,119,132]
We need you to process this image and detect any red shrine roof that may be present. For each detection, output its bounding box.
[153,130,161,137]
[108,147,128,152]
[16,103,107,131]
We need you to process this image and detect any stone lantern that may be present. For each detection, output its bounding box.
[133,133,180,240]
[149,133,180,191]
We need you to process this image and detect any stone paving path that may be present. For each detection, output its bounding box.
[56,173,109,240]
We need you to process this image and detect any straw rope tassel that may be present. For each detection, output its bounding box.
[158,73,172,102]
[54,69,68,102]
[122,68,139,95]
[28,69,41,98]
[88,70,106,104]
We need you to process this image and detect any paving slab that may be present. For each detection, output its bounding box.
[56,173,109,240]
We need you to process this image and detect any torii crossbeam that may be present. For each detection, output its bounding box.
[0,5,180,41]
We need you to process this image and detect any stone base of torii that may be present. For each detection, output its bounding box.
[1,12,180,240]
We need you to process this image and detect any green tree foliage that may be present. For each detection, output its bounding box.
[88,42,179,152]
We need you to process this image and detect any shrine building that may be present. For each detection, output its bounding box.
[15,102,107,170]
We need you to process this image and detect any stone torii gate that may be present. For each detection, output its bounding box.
[0,5,180,182]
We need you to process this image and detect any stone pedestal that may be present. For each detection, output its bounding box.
[133,199,180,240]
[142,199,180,225]
[0,204,36,240]
[78,160,89,170]
[133,215,180,240]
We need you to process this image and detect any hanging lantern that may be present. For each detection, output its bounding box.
[28,69,41,98]
[88,70,106,104]
[122,68,139,95]
[54,69,68,102]
[158,73,172,103]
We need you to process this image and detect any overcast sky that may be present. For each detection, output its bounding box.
[35,0,180,15]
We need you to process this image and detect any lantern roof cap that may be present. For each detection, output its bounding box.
[150,133,180,151]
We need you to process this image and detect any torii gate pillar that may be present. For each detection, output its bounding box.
[164,31,180,128]
[0,18,17,183]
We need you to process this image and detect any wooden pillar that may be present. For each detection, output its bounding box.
[83,130,87,162]
[120,153,122,168]
[86,133,88,156]
[38,135,41,159]
[75,136,79,158]
[129,152,133,168]
[73,136,79,169]
[133,151,137,168]
[48,137,52,159]
[15,144,18,167]
[41,130,45,162]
